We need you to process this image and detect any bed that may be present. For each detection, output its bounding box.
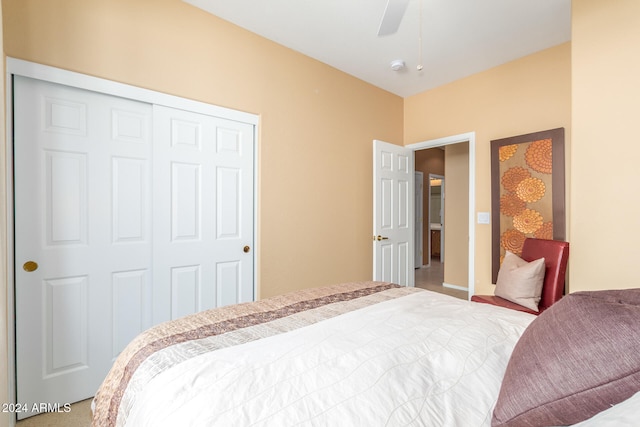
[91,281,640,427]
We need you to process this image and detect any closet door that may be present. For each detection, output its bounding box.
[152,105,255,324]
[13,76,256,418]
[14,76,153,417]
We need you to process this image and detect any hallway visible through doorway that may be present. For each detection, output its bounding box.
[415,260,467,300]
[408,132,475,299]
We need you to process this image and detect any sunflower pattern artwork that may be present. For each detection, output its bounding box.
[498,138,553,263]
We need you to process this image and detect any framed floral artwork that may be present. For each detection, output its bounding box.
[491,128,566,283]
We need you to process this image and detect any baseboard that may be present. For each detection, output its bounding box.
[443,282,468,292]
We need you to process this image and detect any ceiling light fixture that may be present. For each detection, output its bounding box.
[390,59,406,71]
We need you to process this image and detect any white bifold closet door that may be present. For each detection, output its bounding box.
[13,75,254,418]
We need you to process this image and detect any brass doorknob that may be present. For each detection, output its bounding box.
[374,235,389,241]
[243,245,251,253]
[23,261,38,272]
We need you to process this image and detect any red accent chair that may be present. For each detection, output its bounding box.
[472,238,569,315]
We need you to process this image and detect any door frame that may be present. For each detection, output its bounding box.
[427,173,445,265]
[407,132,475,299]
[414,171,424,269]
[4,57,260,419]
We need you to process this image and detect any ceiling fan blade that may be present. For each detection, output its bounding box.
[377,0,410,36]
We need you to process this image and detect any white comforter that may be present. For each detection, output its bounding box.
[123,290,534,426]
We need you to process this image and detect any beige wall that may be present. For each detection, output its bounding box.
[1,0,404,299]
[1,1,402,420]
[404,42,572,296]
[571,0,640,291]
[443,143,469,289]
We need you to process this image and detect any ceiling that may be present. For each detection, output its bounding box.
[183,0,571,98]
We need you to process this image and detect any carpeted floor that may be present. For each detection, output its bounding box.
[16,398,92,427]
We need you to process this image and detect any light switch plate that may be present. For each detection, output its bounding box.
[477,212,491,224]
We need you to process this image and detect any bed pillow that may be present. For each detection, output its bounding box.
[494,250,545,311]
[492,288,640,427]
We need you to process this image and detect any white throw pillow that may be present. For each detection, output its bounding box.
[494,251,545,311]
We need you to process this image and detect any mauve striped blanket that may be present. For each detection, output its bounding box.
[91,281,405,427]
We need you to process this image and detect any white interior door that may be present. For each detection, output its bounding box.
[152,105,255,324]
[14,76,153,418]
[373,140,414,286]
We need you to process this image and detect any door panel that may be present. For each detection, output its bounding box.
[46,151,87,244]
[14,76,153,418]
[373,140,414,286]
[171,265,200,319]
[171,162,201,240]
[112,270,147,357]
[113,157,147,242]
[152,105,254,324]
[45,276,88,375]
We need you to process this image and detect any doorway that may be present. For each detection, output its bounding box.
[408,133,474,300]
